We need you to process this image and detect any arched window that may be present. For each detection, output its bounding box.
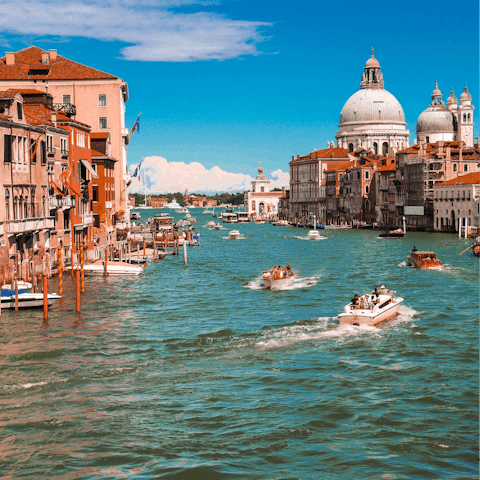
[365,185,369,194]
[259,202,265,214]
[373,142,378,154]
[468,113,471,121]
[348,143,354,153]
[382,142,388,156]
[463,114,467,122]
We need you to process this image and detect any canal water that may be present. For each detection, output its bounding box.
[1,210,478,479]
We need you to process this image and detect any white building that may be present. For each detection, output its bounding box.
[433,172,480,234]
[416,82,475,146]
[244,166,282,219]
[336,49,410,155]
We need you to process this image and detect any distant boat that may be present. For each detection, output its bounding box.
[229,229,241,239]
[66,261,144,276]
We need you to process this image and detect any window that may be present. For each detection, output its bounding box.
[5,188,10,220]
[365,170,370,180]
[98,94,107,107]
[464,164,468,172]
[453,164,457,172]
[63,95,71,104]
[99,117,108,129]
[382,142,389,156]
[426,136,430,143]
[30,139,36,163]
[365,185,369,194]
[76,132,85,148]
[4,134,11,162]
[373,142,378,154]
[40,140,46,165]
[47,135,54,154]
[92,185,99,202]
[17,102,23,120]
[260,186,264,193]
[60,137,68,156]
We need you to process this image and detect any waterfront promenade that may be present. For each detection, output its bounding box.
[0,211,478,478]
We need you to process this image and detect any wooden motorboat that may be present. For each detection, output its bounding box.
[338,286,404,326]
[379,228,405,238]
[214,223,223,230]
[255,220,265,224]
[229,229,241,239]
[1,290,62,309]
[407,249,443,268]
[473,244,480,257]
[262,265,294,289]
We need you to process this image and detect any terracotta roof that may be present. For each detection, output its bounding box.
[6,88,46,95]
[0,46,118,80]
[294,146,350,161]
[436,172,480,186]
[0,90,19,99]
[23,104,68,132]
[376,162,396,172]
[91,132,108,139]
[324,160,355,173]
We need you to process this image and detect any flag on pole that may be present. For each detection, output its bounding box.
[132,159,143,178]
[129,113,142,138]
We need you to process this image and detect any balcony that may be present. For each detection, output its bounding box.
[61,149,69,159]
[47,146,55,157]
[5,217,55,234]
[82,214,93,226]
[49,196,75,209]
[53,103,76,117]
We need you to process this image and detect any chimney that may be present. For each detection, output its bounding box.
[5,52,14,65]
[446,144,451,159]
[292,155,295,161]
[41,52,49,64]
[49,49,57,62]
[51,112,57,127]
[459,141,463,161]
[418,135,426,156]
[282,186,285,195]
[437,140,444,157]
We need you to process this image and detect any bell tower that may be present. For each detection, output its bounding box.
[457,83,474,146]
[361,48,384,89]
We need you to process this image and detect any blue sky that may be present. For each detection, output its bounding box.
[0,0,478,193]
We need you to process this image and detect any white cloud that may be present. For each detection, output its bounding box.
[0,0,272,62]
[128,156,289,194]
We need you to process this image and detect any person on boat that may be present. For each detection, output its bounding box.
[372,288,381,304]
[411,246,418,252]
[286,263,292,274]
[351,294,359,305]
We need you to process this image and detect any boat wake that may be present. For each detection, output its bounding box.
[397,261,407,267]
[243,275,318,290]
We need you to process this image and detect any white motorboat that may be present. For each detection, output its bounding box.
[229,229,241,239]
[1,291,62,309]
[176,207,189,213]
[206,220,216,227]
[66,261,144,276]
[1,280,33,292]
[214,223,223,230]
[262,266,294,289]
[272,220,289,226]
[338,286,404,326]
[307,230,322,240]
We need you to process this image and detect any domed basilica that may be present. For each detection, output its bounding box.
[416,82,474,146]
[336,49,410,155]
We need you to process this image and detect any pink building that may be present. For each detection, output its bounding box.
[0,47,130,219]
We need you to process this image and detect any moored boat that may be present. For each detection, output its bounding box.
[1,290,62,309]
[262,264,294,289]
[407,249,443,268]
[229,229,241,239]
[338,286,404,326]
[66,261,144,276]
[1,280,33,292]
[272,220,289,226]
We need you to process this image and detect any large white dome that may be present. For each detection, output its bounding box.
[339,89,405,125]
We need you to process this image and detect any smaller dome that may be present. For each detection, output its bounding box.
[446,89,457,106]
[365,47,380,68]
[432,81,441,97]
[258,167,264,173]
[460,84,471,102]
[417,105,456,134]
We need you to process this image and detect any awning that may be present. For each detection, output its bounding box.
[80,159,99,179]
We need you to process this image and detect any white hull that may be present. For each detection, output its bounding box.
[338,291,403,326]
[307,231,321,240]
[229,230,241,239]
[67,263,144,276]
[1,292,62,309]
[262,275,295,290]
